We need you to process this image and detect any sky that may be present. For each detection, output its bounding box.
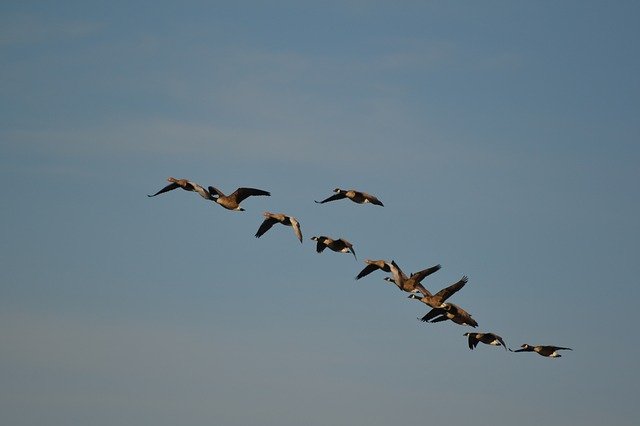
[1,1,639,425]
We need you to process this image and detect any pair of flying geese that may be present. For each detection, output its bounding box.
[148,176,571,358]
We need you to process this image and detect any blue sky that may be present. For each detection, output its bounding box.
[1,1,639,425]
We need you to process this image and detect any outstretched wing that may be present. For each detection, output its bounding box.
[409,264,442,283]
[356,264,381,280]
[548,346,572,351]
[147,182,180,197]
[467,334,479,350]
[420,307,445,322]
[314,192,346,204]
[232,187,271,203]
[363,192,384,206]
[290,217,303,243]
[315,239,327,253]
[494,334,508,350]
[433,275,468,302]
[255,217,278,238]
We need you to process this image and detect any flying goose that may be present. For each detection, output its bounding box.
[255,212,303,243]
[148,177,212,200]
[314,188,384,206]
[410,300,478,327]
[207,186,270,211]
[310,236,357,259]
[400,275,467,307]
[355,259,396,280]
[387,260,442,295]
[463,332,508,351]
[512,344,572,358]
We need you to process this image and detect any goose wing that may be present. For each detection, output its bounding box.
[356,263,382,280]
[467,333,479,350]
[433,275,468,302]
[409,264,442,283]
[255,217,279,238]
[191,183,213,200]
[314,192,346,204]
[493,334,508,350]
[419,307,444,322]
[547,345,572,351]
[231,187,271,203]
[363,192,384,206]
[148,182,181,197]
[289,217,303,243]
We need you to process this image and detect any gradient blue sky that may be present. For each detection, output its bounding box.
[2,1,639,425]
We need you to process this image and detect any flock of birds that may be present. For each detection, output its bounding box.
[148,176,573,358]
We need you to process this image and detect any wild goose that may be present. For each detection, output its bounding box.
[512,344,572,358]
[255,212,303,243]
[410,300,478,327]
[400,275,467,307]
[355,259,396,280]
[207,186,270,211]
[463,332,508,351]
[314,188,384,206]
[387,260,442,295]
[148,177,212,200]
[310,236,357,260]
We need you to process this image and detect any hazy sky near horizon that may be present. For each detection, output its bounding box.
[2,1,639,425]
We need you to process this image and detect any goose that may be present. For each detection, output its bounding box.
[512,344,572,358]
[310,236,357,259]
[401,275,467,307]
[314,188,384,206]
[148,177,212,200]
[355,259,396,280]
[387,260,442,295]
[411,300,478,327]
[255,212,303,243]
[463,332,508,351]
[207,186,270,211]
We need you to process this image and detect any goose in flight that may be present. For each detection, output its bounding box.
[314,188,384,206]
[355,259,396,280]
[386,260,442,295]
[463,332,508,351]
[255,212,303,243]
[512,344,572,358]
[207,186,270,211]
[148,177,212,200]
[411,300,478,328]
[400,275,467,307]
[310,236,357,260]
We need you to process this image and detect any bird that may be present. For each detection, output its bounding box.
[310,236,357,259]
[255,212,303,243]
[463,332,508,351]
[412,301,478,327]
[355,259,395,280]
[386,260,442,295]
[148,177,213,200]
[512,344,572,358]
[402,275,467,307]
[207,186,270,211]
[314,188,384,206]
